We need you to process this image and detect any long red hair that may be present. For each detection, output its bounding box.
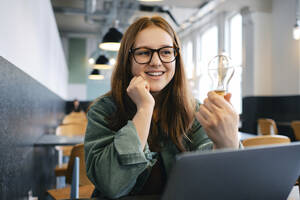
[107,16,195,152]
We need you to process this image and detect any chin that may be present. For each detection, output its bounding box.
[150,86,164,93]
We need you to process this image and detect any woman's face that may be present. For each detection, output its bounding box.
[131,26,176,93]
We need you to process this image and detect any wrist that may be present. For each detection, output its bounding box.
[137,103,154,112]
[213,140,239,149]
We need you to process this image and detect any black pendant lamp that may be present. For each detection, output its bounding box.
[94,55,112,69]
[88,69,104,80]
[99,27,123,51]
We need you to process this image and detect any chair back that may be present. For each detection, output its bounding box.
[56,123,87,137]
[291,121,300,141]
[66,144,92,186]
[257,118,278,135]
[242,135,291,147]
[63,113,87,124]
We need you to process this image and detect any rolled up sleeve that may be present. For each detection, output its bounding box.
[84,98,156,199]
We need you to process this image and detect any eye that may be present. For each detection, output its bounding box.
[161,50,171,55]
[135,49,151,56]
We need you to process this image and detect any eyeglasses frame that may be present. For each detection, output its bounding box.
[129,46,179,64]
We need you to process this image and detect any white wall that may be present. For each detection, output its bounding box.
[252,12,273,95]
[0,0,68,99]
[243,0,300,96]
[271,0,300,95]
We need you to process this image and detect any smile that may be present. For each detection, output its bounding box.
[145,71,164,76]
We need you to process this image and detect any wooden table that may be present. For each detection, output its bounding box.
[239,131,256,141]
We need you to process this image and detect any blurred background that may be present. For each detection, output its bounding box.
[2,0,300,199]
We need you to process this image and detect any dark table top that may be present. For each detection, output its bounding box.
[34,134,84,147]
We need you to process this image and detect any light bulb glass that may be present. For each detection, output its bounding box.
[109,58,116,66]
[88,58,95,65]
[208,55,235,96]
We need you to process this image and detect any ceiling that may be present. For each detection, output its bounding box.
[50,0,207,38]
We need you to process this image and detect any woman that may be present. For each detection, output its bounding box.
[84,16,239,199]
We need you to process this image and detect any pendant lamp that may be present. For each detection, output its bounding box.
[99,27,123,51]
[294,0,300,40]
[88,69,104,80]
[94,55,112,69]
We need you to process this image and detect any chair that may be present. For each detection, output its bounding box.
[55,123,87,160]
[63,117,87,124]
[54,123,87,182]
[47,144,94,199]
[56,123,87,137]
[257,118,278,135]
[291,121,300,141]
[62,112,87,124]
[242,135,290,147]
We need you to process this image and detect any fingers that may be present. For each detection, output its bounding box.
[207,91,232,110]
[203,98,220,113]
[198,104,212,121]
[195,111,208,127]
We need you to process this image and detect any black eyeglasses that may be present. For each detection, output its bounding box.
[130,46,179,64]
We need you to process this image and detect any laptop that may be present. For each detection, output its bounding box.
[162,142,300,200]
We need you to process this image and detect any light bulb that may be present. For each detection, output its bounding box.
[88,58,95,65]
[208,54,235,96]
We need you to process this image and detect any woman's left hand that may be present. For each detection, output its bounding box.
[195,91,239,149]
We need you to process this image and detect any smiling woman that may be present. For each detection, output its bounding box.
[84,16,240,199]
[130,26,177,92]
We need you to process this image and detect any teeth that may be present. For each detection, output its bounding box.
[146,72,163,76]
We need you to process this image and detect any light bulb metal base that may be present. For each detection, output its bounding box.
[214,90,226,96]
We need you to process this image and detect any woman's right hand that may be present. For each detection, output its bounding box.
[127,75,155,110]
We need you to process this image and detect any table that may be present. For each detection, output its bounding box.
[34,132,254,147]
[238,131,256,141]
[34,134,84,166]
[34,134,84,147]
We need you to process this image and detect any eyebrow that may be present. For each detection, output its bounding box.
[133,44,174,49]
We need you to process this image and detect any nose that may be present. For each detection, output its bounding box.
[149,51,162,66]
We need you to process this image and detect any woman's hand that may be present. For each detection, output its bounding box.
[127,75,155,110]
[127,75,155,149]
[195,92,239,149]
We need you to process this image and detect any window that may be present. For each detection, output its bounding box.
[198,26,218,102]
[185,41,194,79]
[228,13,242,114]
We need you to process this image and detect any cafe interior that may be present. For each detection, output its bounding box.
[1,0,300,199]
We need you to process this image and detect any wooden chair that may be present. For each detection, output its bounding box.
[55,123,87,159]
[242,135,290,147]
[291,121,300,141]
[62,112,87,124]
[62,117,87,125]
[257,118,278,135]
[48,144,94,199]
[56,123,87,137]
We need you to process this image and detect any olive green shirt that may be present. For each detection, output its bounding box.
[84,96,213,199]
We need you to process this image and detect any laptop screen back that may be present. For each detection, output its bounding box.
[162,142,300,200]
